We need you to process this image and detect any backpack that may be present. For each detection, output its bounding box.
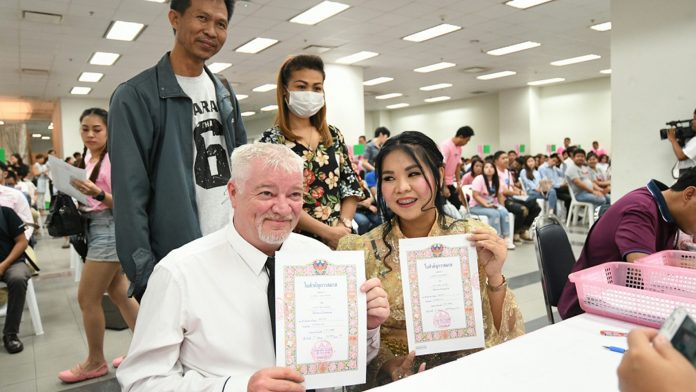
[46,193,84,237]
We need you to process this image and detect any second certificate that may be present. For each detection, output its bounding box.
[399,234,485,356]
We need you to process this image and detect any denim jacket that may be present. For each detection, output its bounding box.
[108,53,247,298]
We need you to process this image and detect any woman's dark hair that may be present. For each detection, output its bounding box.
[482,161,500,197]
[586,151,598,160]
[78,108,108,183]
[523,156,536,181]
[10,153,23,165]
[375,131,447,259]
[468,157,483,176]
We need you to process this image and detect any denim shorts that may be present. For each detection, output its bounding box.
[84,209,119,262]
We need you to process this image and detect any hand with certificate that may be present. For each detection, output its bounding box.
[364,277,390,330]
[247,368,305,392]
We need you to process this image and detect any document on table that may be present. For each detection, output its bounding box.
[275,250,367,389]
[399,234,485,356]
[47,155,88,204]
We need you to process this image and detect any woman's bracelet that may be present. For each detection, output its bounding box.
[487,274,507,292]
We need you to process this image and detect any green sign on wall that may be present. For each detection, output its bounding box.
[519,144,526,153]
[483,144,491,154]
[0,148,4,163]
[353,144,365,156]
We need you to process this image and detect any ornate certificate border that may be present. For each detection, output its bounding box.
[406,243,477,343]
[282,260,359,375]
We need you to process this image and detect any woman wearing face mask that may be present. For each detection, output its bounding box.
[259,54,366,249]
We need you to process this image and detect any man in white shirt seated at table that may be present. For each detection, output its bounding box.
[117,143,390,392]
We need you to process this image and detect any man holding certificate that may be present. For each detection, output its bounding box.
[117,143,389,392]
[339,132,525,390]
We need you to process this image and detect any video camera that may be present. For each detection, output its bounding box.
[660,119,695,145]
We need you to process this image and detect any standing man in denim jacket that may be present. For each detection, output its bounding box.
[108,0,246,300]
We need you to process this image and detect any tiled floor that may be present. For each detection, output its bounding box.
[0,220,589,391]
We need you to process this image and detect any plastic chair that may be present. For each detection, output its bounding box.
[0,278,44,335]
[532,215,577,324]
[565,186,595,228]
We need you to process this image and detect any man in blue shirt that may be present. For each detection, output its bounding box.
[539,153,571,213]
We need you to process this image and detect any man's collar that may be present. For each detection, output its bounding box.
[226,221,271,276]
[646,180,675,224]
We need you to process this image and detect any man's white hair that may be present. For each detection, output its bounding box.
[230,143,304,187]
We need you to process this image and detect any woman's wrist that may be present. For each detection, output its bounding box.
[487,273,505,287]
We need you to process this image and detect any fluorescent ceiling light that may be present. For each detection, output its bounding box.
[105,20,145,41]
[260,105,278,112]
[375,93,402,100]
[235,38,279,54]
[487,41,541,56]
[420,83,452,91]
[363,77,393,86]
[290,1,350,25]
[70,87,92,95]
[590,22,612,31]
[252,84,277,92]
[236,94,248,101]
[32,133,42,138]
[207,63,232,73]
[145,0,167,3]
[89,52,120,66]
[0,121,4,125]
[600,69,612,74]
[551,54,601,66]
[424,96,451,103]
[41,136,51,140]
[48,122,54,129]
[241,111,256,117]
[527,77,565,86]
[414,62,456,73]
[505,0,554,9]
[335,51,378,65]
[386,103,409,109]
[403,23,461,43]
[477,71,517,80]
[78,72,104,82]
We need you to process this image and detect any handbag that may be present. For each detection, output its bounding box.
[70,232,88,261]
[46,193,84,237]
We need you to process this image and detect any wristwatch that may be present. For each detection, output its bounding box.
[340,218,352,229]
[95,190,106,202]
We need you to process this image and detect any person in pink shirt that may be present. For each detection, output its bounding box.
[58,108,140,383]
[469,161,512,249]
[439,126,474,210]
[556,136,571,156]
[591,140,607,157]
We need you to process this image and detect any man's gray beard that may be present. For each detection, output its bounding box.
[258,228,291,245]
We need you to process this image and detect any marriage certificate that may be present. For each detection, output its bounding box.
[399,234,485,356]
[275,250,366,389]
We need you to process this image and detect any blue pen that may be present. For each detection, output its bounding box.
[603,345,626,354]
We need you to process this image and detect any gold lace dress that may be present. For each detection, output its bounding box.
[337,215,525,389]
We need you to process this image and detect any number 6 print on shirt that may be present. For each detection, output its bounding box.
[193,118,231,189]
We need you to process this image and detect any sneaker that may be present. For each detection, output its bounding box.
[513,234,522,243]
[520,231,534,242]
[58,363,108,383]
[112,355,125,368]
[506,241,516,250]
[3,334,23,354]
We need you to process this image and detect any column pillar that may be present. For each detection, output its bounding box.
[324,64,365,145]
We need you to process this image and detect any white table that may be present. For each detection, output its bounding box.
[368,313,639,392]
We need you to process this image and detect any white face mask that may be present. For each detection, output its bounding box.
[286,91,325,118]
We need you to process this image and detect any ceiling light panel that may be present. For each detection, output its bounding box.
[235,38,279,54]
[260,105,278,112]
[476,71,517,80]
[105,20,145,41]
[363,77,393,86]
[252,84,277,92]
[487,41,540,56]
[386,103,409,109]
[375,93,402,100]
[241,111,255,117]
[207,62,232,73]
[414,62,456,73]
[290,1,350,25]
[78,72,104,82]
[419,83,452,91]
[41,136,51,140]
[89,52,120,66]
[550,54,601,66]
[32,133,41,138]
[403,24,462,43]
[236,94,248,101]
[590,22,612,31]
[424,96,451,103]
[600,69,612,74]
[70,87,92,95]
[505,0,554,9]
[335,51,379,65]
[527,78,565,86]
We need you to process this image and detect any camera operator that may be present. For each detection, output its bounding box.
[667,107,696,176]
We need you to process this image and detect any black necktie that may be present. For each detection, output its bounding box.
[264,256,276,351]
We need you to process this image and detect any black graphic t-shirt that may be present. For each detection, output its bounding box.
[176,72,231,235]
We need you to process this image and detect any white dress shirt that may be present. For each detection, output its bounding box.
[118,222,379,392]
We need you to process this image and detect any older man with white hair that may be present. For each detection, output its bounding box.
[118,143,389,392]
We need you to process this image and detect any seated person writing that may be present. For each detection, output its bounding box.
[338,132,524,390]
[117,144,390,392]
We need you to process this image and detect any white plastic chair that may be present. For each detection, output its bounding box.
[0,278,44,335]
[566,185,595,228]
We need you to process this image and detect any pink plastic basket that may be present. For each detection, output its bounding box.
[633,250,696,270]
[569,262,696,328]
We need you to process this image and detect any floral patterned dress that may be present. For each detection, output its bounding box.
[259,125,366,237]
